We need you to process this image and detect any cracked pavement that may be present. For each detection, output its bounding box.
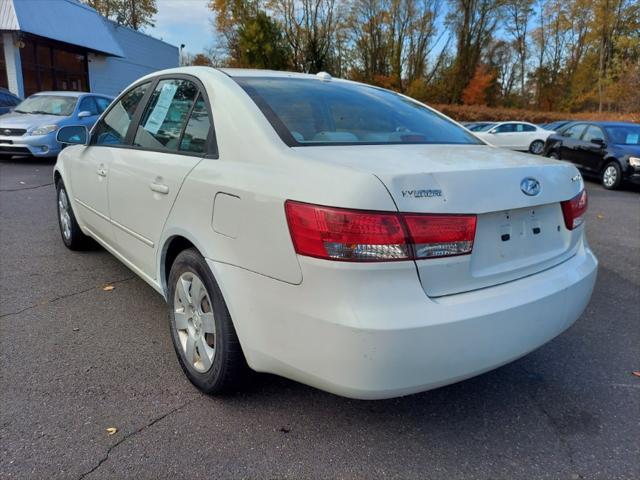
[1,158,639,479]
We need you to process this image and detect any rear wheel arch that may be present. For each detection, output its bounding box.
[162,235,198,296]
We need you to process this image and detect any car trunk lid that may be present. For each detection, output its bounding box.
[294,144,585,296]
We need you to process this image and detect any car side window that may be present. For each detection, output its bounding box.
[563,124,586,139]
[582,125,605,143]
[495,124,514,133]
[95,97,111,114]
[133,79,199,151]
[179,94,211,154]
[92,82,150,146]
[78,97,99,116]
[521,124,536,132]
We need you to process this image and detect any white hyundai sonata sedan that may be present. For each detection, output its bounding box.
[53,67,597,399]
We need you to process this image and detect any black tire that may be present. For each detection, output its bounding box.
[56,181,91,250]
[602,161,622,190]
[168,248,248,394]
[529,140,545,155]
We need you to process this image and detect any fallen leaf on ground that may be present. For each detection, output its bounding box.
[633,371,640,378]
[19,181,25,185]
[106,427,118,435]
[72,327,80,332]
[596,214,604,219]
[102,285,115,291]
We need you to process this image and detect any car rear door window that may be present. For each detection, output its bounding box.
[521,124,536,132]
[134,79,198,151]
[92,82,150,146]
[582,125,605,143]
[179,94,210,154]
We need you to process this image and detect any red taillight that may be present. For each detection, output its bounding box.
[404,214,477,258]
[284,201,409,261]
[561,189,588,230]
[285,200,476,262]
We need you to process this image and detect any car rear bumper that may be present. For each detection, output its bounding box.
[0,134,60,157]
[208,239,598,399]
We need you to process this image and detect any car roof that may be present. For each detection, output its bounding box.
[590,121,638,127]
[562,120,637,127]
[219,68,324,80]
[33,91,86,97]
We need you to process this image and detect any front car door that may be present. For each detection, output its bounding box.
[577,124,607,172]
[67,82,152,244]
[107,76,214,279]
[488,123,516,148]
[558,123,588,162]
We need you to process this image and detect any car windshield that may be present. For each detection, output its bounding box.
[235,77,482,146]
[604,125,640,145]
[14,95,77,116]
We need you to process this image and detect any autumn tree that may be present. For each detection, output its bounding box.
[189,53,213,66]
[209,0,291,69]
[503,0,534,103]
[84,0,157,30]
[462,64,494,105]
[203,0,639,114]
[267,0,341,73]
[447,0,501,103]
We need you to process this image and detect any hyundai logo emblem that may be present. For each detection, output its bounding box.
[3,129,11,135]
[520,177,541,196]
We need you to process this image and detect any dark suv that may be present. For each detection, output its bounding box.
[543,121,640,190]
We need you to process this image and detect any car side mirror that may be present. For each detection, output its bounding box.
[57,125,88,146]
[77,110,93,119]
[591,138,605,146]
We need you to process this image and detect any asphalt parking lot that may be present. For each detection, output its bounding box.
[1,157,638,480]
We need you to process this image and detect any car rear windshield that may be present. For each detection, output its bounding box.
[235,77,482,146]
[604,125,640,145]
[14,95,77,116]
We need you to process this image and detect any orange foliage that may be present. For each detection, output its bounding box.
[429,104,639,124]
[372,74,401,91]
[461,65,494,106]
[190,54,212,66]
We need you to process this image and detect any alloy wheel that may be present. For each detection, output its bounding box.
[603,165,617,188]
[530,141,544,154]
[174,272,216,372]
[58,188,72,242]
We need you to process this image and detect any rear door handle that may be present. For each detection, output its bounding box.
[149,182,169,194]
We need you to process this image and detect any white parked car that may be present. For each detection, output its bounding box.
[53,68,597,399]
[473,121,555,154]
